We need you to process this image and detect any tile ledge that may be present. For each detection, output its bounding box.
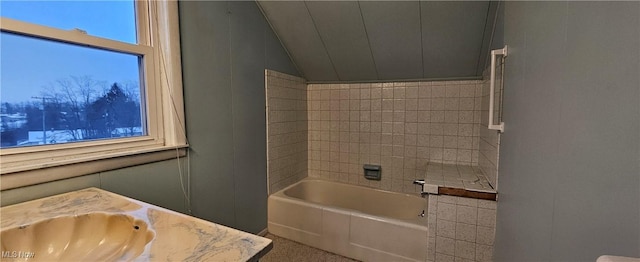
[434,186,497,201]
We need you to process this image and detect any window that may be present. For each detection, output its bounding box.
[1,32,146,147]
[0,1,186,189]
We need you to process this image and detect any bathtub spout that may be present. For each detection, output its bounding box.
[413,180,429,197]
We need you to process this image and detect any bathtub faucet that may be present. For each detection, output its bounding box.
[413,179,429,197]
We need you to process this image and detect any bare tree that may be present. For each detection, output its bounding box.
[45,75,107,140]
[118,80,143,136]
[120,80,141,99]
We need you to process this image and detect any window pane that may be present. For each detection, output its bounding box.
[0,32,146,148]
[0,1,136,44]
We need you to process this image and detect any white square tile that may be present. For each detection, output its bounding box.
[393,86,406,98]
[393,99,406,111]
[437,202,457,221]
[459,111,474,124]
[460,85,476,98]
[370,88,381,99]
[477,208,496,227]
[444,98,459,111]
[445,111,459,123]
[476,226,495,245]
[457,137,472,150]
[431,136,445,147]
[443,149,457,162]
[371,100,382,111]
[455,223,476,242]
[475,244,493,262]
[445,85,460,98]
[438,195,458,204]
[403,85,417,97]
[458,124,473,137]
[419,85,432,98]
[478,200,497,210]
[431,99,445,111]
[436,236,455,256]
[454,257,475,262]
[443,123,459,136]
[431,123,444,135]
[402,110,417,122]
[427,236,436,260]
[454,240,475,260]
[382,87,394,99]
[436,253,455,262]
[437,219,456,238]
[459,97,475,110]
[457,150,472,163]
[444,136,458,149]
[432,86,446,98]
[360,88,370,99]
[428,195,439,211]
[406,122,418,134]
[349,88,360,99]
[406,99,418,110]
[430,148,444,161]
[456,205,478,225]
[428,219,437,238]
[418,98,431,110]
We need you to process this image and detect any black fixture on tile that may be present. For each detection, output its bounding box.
[363,164,381,180]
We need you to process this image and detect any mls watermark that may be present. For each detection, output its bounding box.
[1,251,35,259]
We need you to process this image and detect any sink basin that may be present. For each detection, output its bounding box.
[1,212,154,261]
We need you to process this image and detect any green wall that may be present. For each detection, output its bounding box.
[495,2,640,261]
[1,158,189,214]
[2,1,299,236]
[179,1,299,234]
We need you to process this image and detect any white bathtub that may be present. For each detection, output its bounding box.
[268,179,428,262]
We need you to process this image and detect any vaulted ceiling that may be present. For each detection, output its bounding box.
[257,1,501,83]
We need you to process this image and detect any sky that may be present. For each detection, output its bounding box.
[0,0,140,104]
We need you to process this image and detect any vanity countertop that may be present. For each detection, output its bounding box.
[0,187,272,261]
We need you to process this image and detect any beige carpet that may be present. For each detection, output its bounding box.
[261,233,359,262]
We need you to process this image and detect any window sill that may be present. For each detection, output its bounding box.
[0,145,188,190]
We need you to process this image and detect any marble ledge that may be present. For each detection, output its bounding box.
[423,162,497,201]
[0,188,272,262]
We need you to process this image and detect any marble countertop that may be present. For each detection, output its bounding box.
[0,188,272,261]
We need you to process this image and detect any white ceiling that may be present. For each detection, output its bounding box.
[258,1,501,83]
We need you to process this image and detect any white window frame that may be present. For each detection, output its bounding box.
[0,1,187,190]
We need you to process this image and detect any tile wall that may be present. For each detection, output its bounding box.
[427,194,496,262]
[266,72,499,261]
[265,70,308,194]
[478,64,503,189]
[307,80,483,194]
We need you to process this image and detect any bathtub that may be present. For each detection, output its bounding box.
[268,179,428,262]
